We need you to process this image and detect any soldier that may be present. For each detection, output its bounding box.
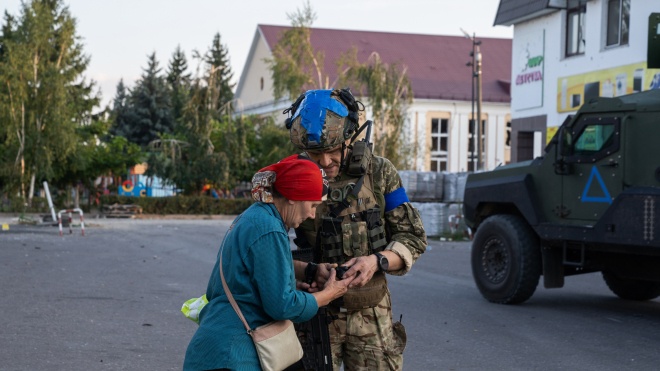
[286,88,427,370]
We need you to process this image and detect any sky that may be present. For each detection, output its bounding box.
[3,0,513,109]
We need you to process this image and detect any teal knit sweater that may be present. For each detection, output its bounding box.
[183,203,318,370]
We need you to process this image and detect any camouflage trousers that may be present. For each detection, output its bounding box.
[327,288,407,371]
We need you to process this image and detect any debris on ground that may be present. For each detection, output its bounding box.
[102,203,143,218]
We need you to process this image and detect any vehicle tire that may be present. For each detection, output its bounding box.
[471,214,541,304]
[602,271,660,301]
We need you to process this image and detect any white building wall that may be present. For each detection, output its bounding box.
[408,100,511,172]
[511,1,659,133]
[234,30,286,115]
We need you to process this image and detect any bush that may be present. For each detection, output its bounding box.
[99,195,253,215]
[0,196,58,214]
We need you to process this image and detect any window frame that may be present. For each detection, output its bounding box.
[430,118,449,172]
[565,2,587,57]
[564,116,621,164]
[605,0,630,48]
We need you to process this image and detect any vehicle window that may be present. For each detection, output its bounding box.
[574,124,615,153]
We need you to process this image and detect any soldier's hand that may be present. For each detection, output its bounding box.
[341,256,378,288]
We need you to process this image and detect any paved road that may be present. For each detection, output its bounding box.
[0,217,230,371]
[389,242,660,370]
[1,216,659,371]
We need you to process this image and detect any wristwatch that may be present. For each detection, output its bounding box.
[374,252,389,272]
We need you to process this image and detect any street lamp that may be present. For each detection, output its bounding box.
[462,29,483,171]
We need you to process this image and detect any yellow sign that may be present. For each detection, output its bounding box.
[2,224,9,231]
[546,126,559,145]
[557,62,660,113]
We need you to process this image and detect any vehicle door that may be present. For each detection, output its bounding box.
[560,115,623,222]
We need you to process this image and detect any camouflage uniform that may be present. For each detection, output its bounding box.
[296,155,427,370]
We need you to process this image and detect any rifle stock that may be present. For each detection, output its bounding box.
[288,249,334,371]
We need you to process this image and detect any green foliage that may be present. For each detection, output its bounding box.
[0,3,304,212]
[111,53,175,148]
[267,2,414,169]
[144,35,236,195]
[246,116,298,171]
[147,134,230,195]
[205,33,235,113]
[108,79,134,137]
[0,195,52,213]
[166,45,192,128]
[100,195,253,215]
[0,0,99,202]
[266,0,330,100]
[338,50,413,169]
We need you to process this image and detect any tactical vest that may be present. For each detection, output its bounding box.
[315,168,388,263]
[300,149,390,310]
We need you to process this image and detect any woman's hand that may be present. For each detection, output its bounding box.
[313,268,355,307]
[313,263,336,289]
[296,280,319,293]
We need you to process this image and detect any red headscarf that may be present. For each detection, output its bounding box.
[251,155,328,203]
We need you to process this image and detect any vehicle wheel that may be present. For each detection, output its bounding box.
[471,214,541,304]
[602,271,660,301]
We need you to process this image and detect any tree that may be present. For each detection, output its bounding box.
[114,52,174,148]
[108,79,136,139]
[266,0,332,100]
[145,38,235,195]
[267,2,414,169]
[58,116,142,208]
[242,116,297,174]
[204,33,234,115]
[166,45,191,128]
[0,0,99,203]
[338,51,413,169]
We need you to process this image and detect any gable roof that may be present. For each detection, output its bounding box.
[259,24,512,103]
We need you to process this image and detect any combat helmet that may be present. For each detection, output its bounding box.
[285,88,362,150]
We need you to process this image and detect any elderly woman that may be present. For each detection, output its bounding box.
[183,155,353,371]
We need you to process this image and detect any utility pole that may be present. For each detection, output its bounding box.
[462,29,483,171]
[475,43,483,171]
[468,42,476,171]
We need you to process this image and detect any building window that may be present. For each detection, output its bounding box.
[467,119,485,171]
[430,118,448,172]
[260,77,264,91]
[504,121,512,165]
[606,0,630,47]
[566,2,586,57]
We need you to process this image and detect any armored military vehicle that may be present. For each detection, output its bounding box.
[463,88,660,304]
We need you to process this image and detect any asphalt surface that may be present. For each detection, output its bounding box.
[0,215,233,371]
[2,214,660,371]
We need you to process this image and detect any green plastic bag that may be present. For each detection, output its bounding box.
[181,294,208,324]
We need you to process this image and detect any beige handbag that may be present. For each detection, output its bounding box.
[220,246,303,371]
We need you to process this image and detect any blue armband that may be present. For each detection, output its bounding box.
[384,187,409,212]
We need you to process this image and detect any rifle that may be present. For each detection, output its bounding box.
[288,248,334,371]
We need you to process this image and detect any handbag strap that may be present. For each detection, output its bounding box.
[218,217,253,334]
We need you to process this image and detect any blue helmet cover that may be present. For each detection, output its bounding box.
[291,90,349,146]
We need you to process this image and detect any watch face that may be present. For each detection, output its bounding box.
[377,253,389,271]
